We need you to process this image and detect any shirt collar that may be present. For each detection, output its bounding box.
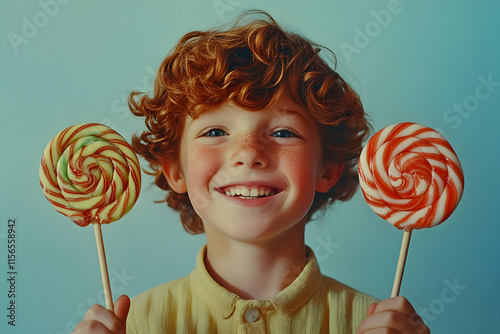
[189,245,322,318]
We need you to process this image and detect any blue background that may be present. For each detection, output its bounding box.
[1,0,499,333]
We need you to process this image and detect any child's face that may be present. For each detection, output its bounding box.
[164,95,340,242]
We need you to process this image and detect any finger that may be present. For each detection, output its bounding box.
[408,312,430,334]
[371,297,430,333]
[367,303,377,317]
[357,310,426,334]
[359,329,400,334]
[357,310,405,333]
[83,304,125,333]
[72,320,114,334]
[372,296,416,317]
[114,295,131,325]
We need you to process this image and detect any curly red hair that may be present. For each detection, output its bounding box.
[129,10,370,234]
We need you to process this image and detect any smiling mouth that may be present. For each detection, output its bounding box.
[216,185,282,199]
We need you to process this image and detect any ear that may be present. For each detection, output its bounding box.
[161,159,187,194]
[315,162,344,193]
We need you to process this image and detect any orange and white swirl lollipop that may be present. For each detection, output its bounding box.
[359,122,464,230]
[39,123,141,310]
[358,122,464,296]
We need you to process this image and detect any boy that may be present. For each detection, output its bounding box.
[73,10,429,333]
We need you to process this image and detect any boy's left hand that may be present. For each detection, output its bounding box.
[357,296,430,333]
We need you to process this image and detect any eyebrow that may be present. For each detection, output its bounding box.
[276,108,311,125]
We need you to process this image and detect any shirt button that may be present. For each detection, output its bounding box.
[245,308,259,323]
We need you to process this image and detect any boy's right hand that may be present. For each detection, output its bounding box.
[72,295,130,334]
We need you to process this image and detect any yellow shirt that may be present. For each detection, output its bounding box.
[127,245,378,333]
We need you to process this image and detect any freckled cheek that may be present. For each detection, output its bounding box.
[184,146,224,186]
[276,147,320,188]
[276,145,316,167]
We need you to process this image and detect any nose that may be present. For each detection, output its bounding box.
[230,132,270,168]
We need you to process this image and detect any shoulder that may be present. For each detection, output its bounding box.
[132,276,191,306]
[321,275,379,306]
[318,275,379,331]
[126,276,192,333]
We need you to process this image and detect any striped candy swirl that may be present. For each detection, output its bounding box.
[358,122,464,230]
[39,123,141,227]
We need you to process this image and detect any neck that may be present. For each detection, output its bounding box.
[204,222,307,300]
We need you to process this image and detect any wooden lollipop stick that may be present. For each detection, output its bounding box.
[93,223,114,312]
[391,230,412,297]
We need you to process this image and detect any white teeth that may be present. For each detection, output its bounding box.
[223,186,277,198]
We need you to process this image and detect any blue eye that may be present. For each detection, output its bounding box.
[205,128,227,137]
[272,129,295,138]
